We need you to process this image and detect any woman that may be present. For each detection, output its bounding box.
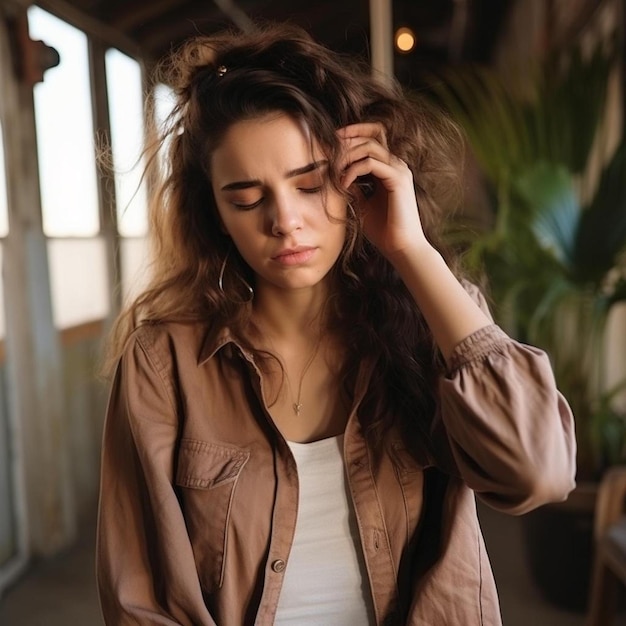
[97,22,576,625]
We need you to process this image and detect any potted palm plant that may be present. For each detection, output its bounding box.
[432,43,626,609]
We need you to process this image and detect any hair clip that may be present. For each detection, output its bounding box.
[216,65,228,77]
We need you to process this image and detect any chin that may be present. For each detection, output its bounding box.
[260,270,331,293]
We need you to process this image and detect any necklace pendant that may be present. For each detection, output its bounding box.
[293,402,303,416]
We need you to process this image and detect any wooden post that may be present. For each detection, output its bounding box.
[617,0,626,126]
[369,0,394,86]
[0,7,75,557]
[88,37,122,317]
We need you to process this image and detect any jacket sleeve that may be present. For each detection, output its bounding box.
[96,333,217,625]
[435,285,577,515]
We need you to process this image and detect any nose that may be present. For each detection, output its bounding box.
[270,192,303,236]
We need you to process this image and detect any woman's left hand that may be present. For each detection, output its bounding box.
[338,122,430,262]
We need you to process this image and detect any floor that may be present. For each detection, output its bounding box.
[0,504,624,625]
[0,515,103,626]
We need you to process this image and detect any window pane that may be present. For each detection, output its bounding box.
[48,239,109,328]
[28,7,99,237]
[151,82,178,194]
[0,122,8,237]
[154,82,176,127]
[121,237,150,303]
[105,48,148,237]
[153,81,176,160]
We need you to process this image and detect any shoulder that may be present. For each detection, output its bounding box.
[124,319,217,370]
[115,320,221,416]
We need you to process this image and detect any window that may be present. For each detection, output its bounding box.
[29,7,109,328]
[28,6,100,237]
[153,81,176,170]
[47,238,109,328]
[105,48,148,238]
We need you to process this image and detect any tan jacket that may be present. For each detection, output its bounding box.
[97,294,576,625]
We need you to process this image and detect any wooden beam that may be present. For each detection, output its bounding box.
[622,0,625,127]
[60,318,105,346]
[18,0,148,61]
[212,0,254,32]
[108,0,193,31]
[135,11,229,58]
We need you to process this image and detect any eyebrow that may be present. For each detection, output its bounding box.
[220,160,328,191]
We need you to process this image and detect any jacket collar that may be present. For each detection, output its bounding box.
[196,319,378,416]
[197,325,242,365]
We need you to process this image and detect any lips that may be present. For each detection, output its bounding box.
[271,246,317,266]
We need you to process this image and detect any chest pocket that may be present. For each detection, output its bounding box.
[175,439,250,592]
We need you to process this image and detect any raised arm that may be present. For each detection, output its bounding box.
[339,122,576,512]
[338,122,492,362]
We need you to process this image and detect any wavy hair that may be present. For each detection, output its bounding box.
[104,21,465,457]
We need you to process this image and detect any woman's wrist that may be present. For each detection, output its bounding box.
[386,240,443,280]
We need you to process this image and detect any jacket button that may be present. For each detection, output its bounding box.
[271,559,286,573]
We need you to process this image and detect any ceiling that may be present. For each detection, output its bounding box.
[31,0,515,84]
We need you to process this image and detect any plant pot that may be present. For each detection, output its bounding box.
[521,482,597,612]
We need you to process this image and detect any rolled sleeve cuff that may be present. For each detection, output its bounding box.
[447,324,510,373]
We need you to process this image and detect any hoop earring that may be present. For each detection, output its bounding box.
[218,247,254,302]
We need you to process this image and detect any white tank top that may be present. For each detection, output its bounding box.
[274,434,376,625]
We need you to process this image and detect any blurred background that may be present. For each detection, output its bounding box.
[0,0,625,624]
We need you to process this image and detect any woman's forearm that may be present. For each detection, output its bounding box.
[389,244,493,362]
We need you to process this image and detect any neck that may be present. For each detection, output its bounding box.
[248,279,348,426]
[251,282,331,344]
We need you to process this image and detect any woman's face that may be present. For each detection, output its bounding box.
[210,112,347,296]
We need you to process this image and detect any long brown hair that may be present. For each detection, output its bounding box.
[105,22,465,456]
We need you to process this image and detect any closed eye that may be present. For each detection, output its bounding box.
[299,186,323,194]
[233,198,263,210]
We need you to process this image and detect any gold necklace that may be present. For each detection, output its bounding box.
[288,345,319,416]
[252,321,323,417]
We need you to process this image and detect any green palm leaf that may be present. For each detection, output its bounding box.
[514,162,579,268]
[574,137,626,282]
[432,43,625,473]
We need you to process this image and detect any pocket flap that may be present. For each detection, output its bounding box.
[176,439,250,489]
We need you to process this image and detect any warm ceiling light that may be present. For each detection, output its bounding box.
[395,27,416,53]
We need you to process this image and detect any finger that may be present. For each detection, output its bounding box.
[336,136,393,180]
[341,156,403,192]
[337,122,388,148]
[340,142,411,196]
[341,137,393,169]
